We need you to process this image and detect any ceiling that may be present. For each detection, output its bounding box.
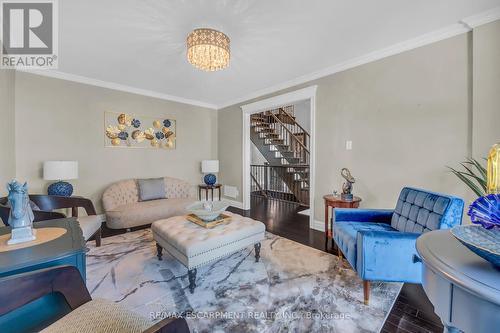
[53,0,500,108]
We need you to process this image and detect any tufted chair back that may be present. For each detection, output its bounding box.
[391,187,464,234]
[102,177,193,211]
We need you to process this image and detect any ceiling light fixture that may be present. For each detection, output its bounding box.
[187,28,230,72]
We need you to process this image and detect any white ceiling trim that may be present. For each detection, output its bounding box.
[14,7,500,111]
[15,69,218,109]
[219,7,500,109]
[461,6,500,28]
[218,23,469,109]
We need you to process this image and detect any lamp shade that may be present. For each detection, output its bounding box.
[43,161,78,181]
[201,160,219,173]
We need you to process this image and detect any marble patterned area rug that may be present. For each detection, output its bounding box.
[86,229,401,333]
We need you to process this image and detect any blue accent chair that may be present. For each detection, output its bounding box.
[333,187,464,304]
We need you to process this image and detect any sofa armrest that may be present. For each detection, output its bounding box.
[29,195,97,216]
[0,265,91,316]
[356,230,421,282]
[335,209,393,223]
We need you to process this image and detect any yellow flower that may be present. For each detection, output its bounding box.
[106,125,120,139]
[153,120,162,129]
[151,139,159,147]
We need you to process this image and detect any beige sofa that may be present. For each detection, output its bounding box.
[102,177,196,229]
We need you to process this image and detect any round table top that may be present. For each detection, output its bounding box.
[198,184,222,189]
[323,194,362,203]
[0,218,85,275]
[416,229,500,305]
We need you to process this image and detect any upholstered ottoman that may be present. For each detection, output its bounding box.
[152,212,265,293]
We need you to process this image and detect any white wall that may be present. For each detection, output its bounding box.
[472,20,500,159]
[219,32,478,225]
[292,100,311,133]
[251,143,267,165]
[0,70,16,197]
[14,72,218,212]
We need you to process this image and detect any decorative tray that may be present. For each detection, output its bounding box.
[186,213,231,229]
[451,225,500,268]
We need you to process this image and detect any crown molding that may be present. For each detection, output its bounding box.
[15,7,500,111]
[218,7,500,109]
[217,23,470,109]
[15,69,218,109]
[461,6,500,29]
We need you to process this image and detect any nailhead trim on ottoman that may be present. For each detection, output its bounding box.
[152,212,265,292]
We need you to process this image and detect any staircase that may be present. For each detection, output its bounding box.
[250,106,310,206]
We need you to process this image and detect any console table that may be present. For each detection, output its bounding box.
[0,218,86,333]
[416,230,500,333]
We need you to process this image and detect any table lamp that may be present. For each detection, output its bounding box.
[201,160,219,186]
[43,161,78,196]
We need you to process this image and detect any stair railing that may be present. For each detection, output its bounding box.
[268,112,310,165]
[278,107,310,149]
[250,164,309,206]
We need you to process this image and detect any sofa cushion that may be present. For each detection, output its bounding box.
[391,188,451,233]
[106,198,195,229]
[77,215,101,240]
[334,221,396,269]
[40,298,150,333]
[137,178,166,201]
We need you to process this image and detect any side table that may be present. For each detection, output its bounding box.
[416,230,500,333]
[198,184,222,201]
[323,194,361,244]
[0,218,86,333]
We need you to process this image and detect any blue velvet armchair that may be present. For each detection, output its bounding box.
[333,187,464,304]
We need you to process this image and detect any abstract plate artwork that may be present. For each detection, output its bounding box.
[105,111,176,150]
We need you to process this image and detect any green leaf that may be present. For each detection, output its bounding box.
[459,163,487,190]
[449,169,485,197]
[466,158,487,179]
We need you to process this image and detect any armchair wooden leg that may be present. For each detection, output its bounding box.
[363,280,370,305]
[338,250,343,262]
[95,227,102,247]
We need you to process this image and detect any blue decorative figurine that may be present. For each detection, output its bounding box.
[6,180,36,244]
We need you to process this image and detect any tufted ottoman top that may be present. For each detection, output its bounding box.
[151,212,265,258]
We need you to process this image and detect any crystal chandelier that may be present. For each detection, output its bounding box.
[187,28,230,72]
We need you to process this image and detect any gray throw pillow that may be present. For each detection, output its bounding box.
[137,178,166,201]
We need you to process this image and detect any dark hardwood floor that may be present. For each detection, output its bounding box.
[228,195,444,333]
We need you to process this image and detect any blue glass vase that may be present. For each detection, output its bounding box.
[204,174,217,186]
[47,181,74,196]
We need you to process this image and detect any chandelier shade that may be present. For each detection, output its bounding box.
[187,28,230,72]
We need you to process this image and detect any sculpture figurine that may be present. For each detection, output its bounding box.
[6,180,36,245]
[341,168,355,201]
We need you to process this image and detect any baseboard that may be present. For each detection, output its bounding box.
[312,219,325,232]
[298,208,310,216]
[225,199,245,210]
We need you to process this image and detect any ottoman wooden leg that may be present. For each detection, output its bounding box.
[254,242,261,262]
[156,243,163,261]
[188,268,197,294]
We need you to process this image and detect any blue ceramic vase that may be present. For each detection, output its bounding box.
[47,181,74,196]
[204,174,217,186]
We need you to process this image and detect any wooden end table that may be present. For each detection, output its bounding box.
[323,194,361,244]
[198,184,222,201]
